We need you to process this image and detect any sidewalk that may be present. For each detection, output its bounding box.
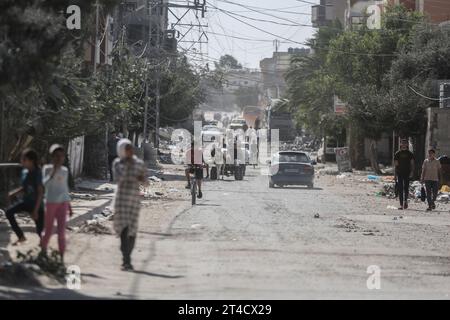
[0,164,190,295]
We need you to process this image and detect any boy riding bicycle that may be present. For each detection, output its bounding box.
[185,141,205,199]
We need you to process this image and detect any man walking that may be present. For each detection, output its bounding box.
[421,149,442,211]
[113,139,147,270]
[108,131,120,182]
[394,140,415,210]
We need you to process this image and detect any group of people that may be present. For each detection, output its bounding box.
[4,145,72,262]
[2,137,147,271]
[394,140,443,211]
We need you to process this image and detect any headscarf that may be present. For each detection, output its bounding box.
[117,138,133,160]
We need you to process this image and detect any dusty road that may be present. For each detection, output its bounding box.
[1,166,450,299]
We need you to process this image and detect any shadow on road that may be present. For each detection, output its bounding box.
[194,202,221,207]
[0,286,106,300]
[130,270,183,279]
[272,186,323,191]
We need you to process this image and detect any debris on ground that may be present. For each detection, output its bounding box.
[149,176,162,182]
[437,194,449,203]
[314,213,320,218]
[318,168,339,175]
[77,219,112,235]
[101,207,113,217]
[367,175,381,182]
[337,173,351,179]
[387,205,398,210]
[0,262,43,287]
[70,193,98,201]
[0,248,67,285]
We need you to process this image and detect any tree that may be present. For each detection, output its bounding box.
[234,86,260,110]
[387,24,450,136]
[285,20,343,137]
[326,4,423,171]
[215,54,242,70]
[0,0,119,161]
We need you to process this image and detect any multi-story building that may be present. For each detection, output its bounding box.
[223,69,262,93]
[112,0,174,53]
[312,0,450,30]
[312,0,348,27]
[390,0,450,24]
[260,48,310,100]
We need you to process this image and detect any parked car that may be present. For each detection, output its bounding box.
[229,118,247,131]
[268,151,315,188]
[202,125,223,142]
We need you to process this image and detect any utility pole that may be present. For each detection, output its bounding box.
[143,0,153,143]
[93,0,100,75]
[155,0,162,149]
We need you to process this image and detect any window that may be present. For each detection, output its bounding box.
[274,153,310,163]
[124,2,137,12]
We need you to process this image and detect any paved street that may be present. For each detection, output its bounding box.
[2,166,449,299]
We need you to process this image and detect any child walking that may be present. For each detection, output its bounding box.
[420,149,442,211]
[5,149,44,245]
[113,139,147,271]
[40,144,73,262]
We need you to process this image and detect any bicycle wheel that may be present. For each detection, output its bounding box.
[191,179,196,205]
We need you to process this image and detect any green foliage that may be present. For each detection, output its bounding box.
[285,20,343,136]
[0,0,120,161]
[234,86,260,110]
[214,54,242,70]
[326,4,424,139]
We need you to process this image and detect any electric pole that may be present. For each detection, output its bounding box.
[93,0,100,75]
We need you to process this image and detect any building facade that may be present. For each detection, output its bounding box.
[260,48,310,100]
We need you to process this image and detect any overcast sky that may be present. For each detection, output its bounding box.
[171,0,318,70]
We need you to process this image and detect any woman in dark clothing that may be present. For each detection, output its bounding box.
[4,149,44,245]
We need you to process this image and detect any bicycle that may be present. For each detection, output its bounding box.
[189,164,203,205]
[190,170,197,205]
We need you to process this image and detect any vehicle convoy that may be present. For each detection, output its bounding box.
[209,140,246,181]
[268,151,316,188]
[317,136,345,163]
[243,106,263,129]
[229,118,248,131]
[266,99,296,142]
[201,125,223,142]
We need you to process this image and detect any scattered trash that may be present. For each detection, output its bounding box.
[155,191,164,196]
[70,193,98,201]
[441,185,450,193]
[101,207,113,217]
[318,168,339,176]
[387,205,398,210]
[362,232,375,236]
[78,220,112,235]
[367,175,381,182]
[437,194,449,203]
[190,224,202,229]
[168,188,179,193]
[149,176,162,182]
[337,173,351,179]
[393,217,398,220]
[0,262,43,287]
[314,213,320,218]
[381,176,395,183]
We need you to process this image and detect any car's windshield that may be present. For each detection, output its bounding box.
[274,152,310,163]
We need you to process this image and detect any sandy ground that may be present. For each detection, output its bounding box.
[1,164,449,299]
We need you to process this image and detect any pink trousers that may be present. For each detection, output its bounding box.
[41,202,69,254]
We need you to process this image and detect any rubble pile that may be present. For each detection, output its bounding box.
[0,262,42,287]
[77,219,112,235]
[0,248,66,286]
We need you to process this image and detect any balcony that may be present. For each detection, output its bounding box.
[311,4,334,27]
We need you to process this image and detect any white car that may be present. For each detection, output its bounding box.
[202,126,223,142]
